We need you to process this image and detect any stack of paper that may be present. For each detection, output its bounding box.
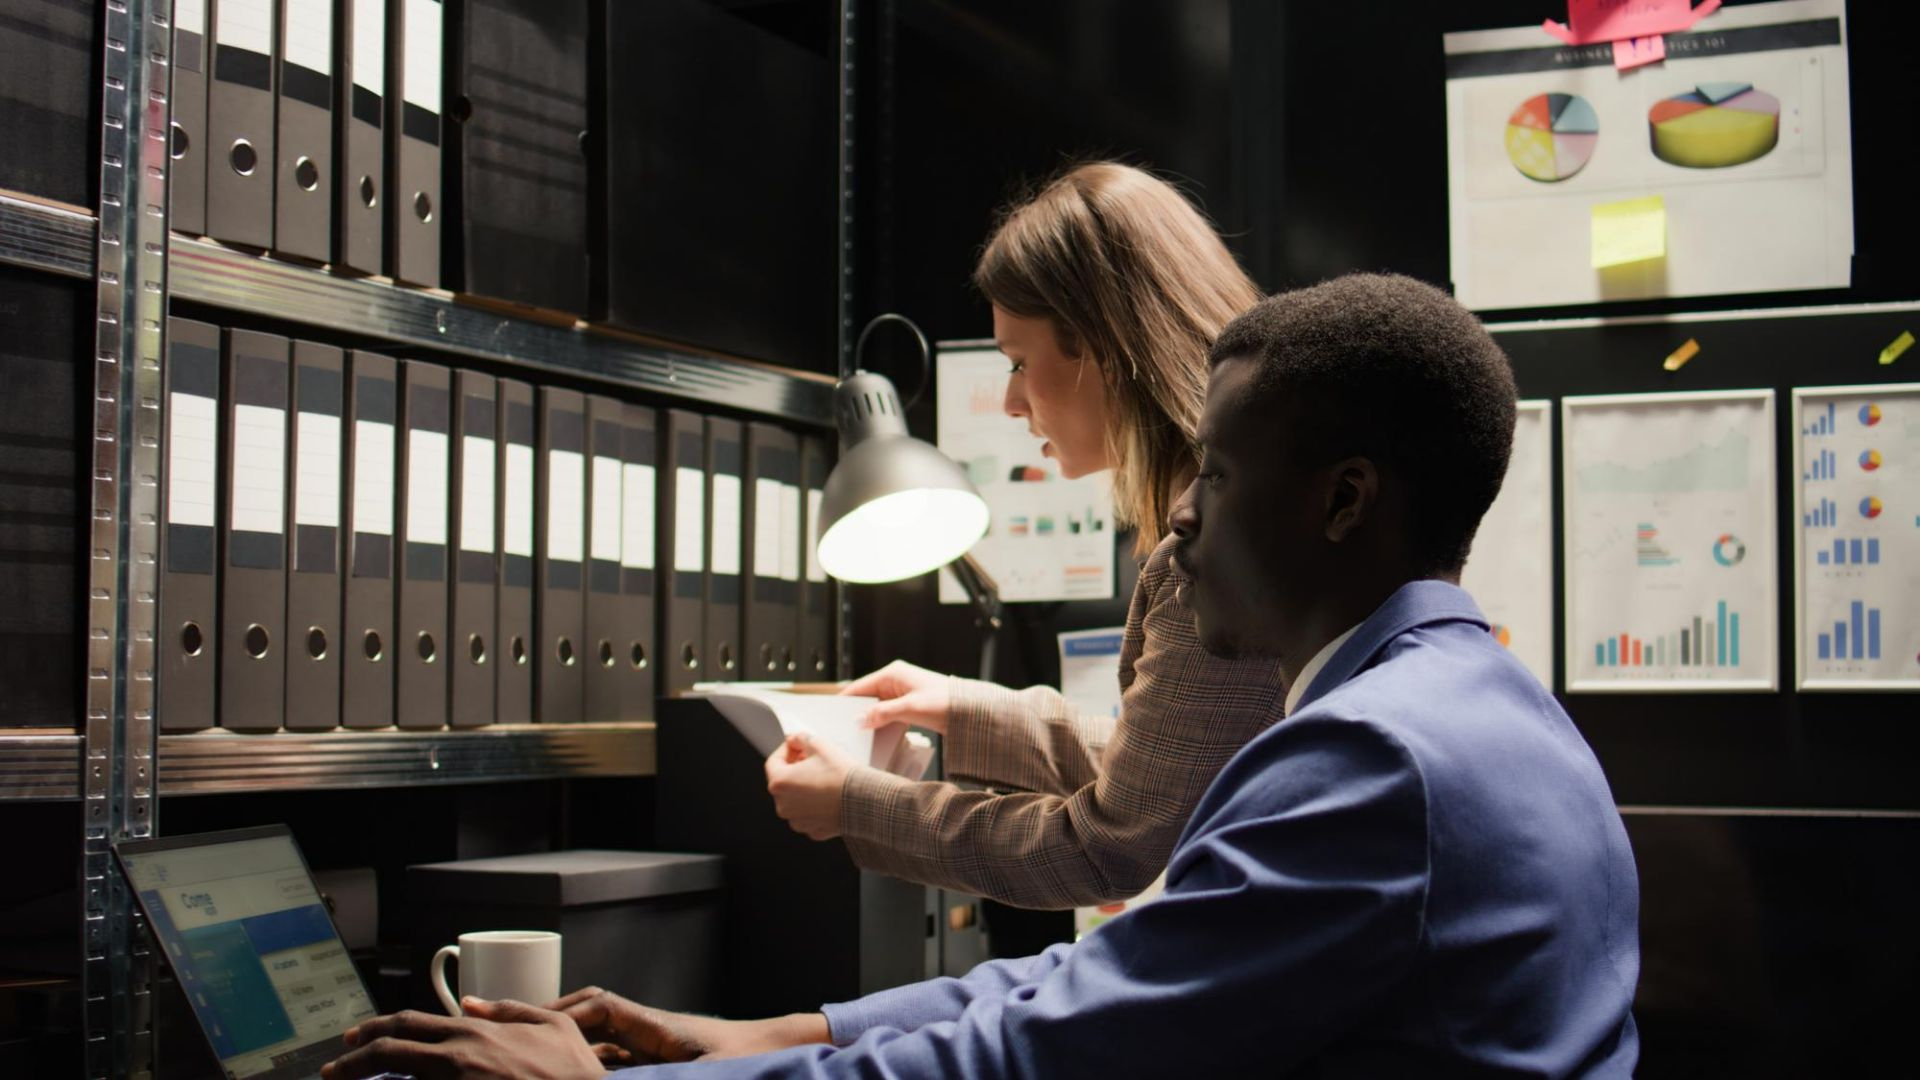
[692,685,936,779]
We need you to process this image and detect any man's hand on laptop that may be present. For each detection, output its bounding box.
[321,1000,603,1080]
[495,986,833,1066]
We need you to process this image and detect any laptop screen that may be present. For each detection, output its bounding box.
[117,827,377,1080]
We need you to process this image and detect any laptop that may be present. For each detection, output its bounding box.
[114,825,382,1080]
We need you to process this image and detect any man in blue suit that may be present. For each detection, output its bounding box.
[326,273,1640,1079]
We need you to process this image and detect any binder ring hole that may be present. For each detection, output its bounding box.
[811,649,826,675]
[450,95,473,123]
[229,139,257,176]
[468,633,487,665]
[630,642,647,670]
[782,647,796,674]
[413,191,433,223]
[306,627,328,660]
[598,640,615,668]
[363,630,384,662]
[759,644,776,672]
[417,632,437,664]
[511,635,528,666]
[719,644,736,672]
[558,637,576,666]
[680,644,698,670]
[180,622,204,657]
[169,122,188,160]
[244,624,270,659]
[294,156,320,191]
[359,175,377,208]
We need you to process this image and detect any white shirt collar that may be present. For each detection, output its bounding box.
[1285,625,1361,715]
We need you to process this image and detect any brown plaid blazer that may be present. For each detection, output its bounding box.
[838,533,1288,909]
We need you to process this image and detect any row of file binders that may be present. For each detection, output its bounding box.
[158,316,837,732]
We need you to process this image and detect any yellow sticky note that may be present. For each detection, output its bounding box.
[1880,330,1914,366]
[1591,195,1667,269]
[1663,338,1700,371]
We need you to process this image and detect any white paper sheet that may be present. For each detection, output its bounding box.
[1057,627,1124,721]
[1562,390,1778,691]
[168,392,219,529]
[1460,401,1555,687]
[231,404,286,535]
[1792,383,1920,690]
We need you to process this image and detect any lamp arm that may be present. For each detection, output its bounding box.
[949,551,1003,683]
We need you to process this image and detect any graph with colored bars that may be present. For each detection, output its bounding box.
[1817,536,1881,566]
[1816,600,1883,662]
[1593,600,1741,670]
[1635,523,1679,567]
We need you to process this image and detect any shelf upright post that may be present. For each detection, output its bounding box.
[82,0,172,1074]
[836,0,857,679]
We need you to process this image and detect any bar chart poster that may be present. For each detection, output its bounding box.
[1563,390,1777,691]
[1461,401,1554,687]
[1793,383,1920,690]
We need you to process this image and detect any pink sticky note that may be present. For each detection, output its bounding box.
[1613,33,1666,69]
[1543,0,1721,46]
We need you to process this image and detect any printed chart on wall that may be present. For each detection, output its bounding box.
[935,343,1114,604]
[1563,391,1777,691]
[1793,384,1920,690]
[1443,0,1852,310]
[1460,401,1554,688]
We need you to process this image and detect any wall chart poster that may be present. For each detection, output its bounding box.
[1443,0,1852,311]
[935,343,1115,604]
[1460,400,1555,688]
[1793,383,1920,691]
[1563,390,1777,692]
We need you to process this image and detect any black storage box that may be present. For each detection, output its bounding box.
[408,850,723,1013]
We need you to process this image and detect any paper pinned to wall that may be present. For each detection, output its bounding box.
[1057,627,1124,720]
[935,344,1116,604]
[1592,195,1667,267]
[1544,0,1721,46]
[1460,402,1555,688]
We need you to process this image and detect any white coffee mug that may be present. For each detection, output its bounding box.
[431,930,562,1016]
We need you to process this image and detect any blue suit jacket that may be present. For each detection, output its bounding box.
[626,581,1640,1078]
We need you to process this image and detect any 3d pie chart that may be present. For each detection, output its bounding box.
[1505,92,1599,182]
[1648,83,1780,168]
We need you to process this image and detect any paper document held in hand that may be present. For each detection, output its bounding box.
[693,685,936,779]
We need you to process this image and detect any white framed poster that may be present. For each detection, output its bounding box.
[934,342,1115,604]
[1563,389,1777,692]
[1792,383,1920,691]
[1461,400,1555,688]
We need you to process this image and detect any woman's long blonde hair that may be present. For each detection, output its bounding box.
[973,162,1259,555]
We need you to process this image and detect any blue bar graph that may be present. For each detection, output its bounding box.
[1818,632,1831,660]
[1805,448,1837,480]
[1821,602,1886,663]
[1804,497,1838,527]
[1824,536,1884,566]
[1803,401,1836,436]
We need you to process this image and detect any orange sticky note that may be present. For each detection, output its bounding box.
[1880,331,1914,366]
[1592,195,1666,268]
[1613,34,1666,70]
[1663,339,1700,371]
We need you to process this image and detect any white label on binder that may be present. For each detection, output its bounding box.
[353,420,394,536]
[293,411,341,528]
[779,484,802,582]
[460,436,495,554]
[504,443,534,558]
[591,455,623,563]
[283,0,332,76]
[230,404,286,534]
[710,473,742,576]
[176,0,207,36]
[216,0,272,55]
[406,428,449,545]
[352,0,385,96]
[753,478,783,578]
[674,467,704,573]
[167,392,218,528]
[547,449,585,563]
[621,463,655,570]
[403,0,441,114]
[806,488,827,583]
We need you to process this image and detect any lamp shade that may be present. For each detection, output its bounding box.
[815,371,989,584]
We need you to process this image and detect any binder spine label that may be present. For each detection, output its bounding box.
[167,392,219,530]
[216,0,273,55]
[402,0,442,142]
[351,0,385,124]
[710,473,741,578]
[505,443,535,559]
[231,404,287,566]
[294,411,341,528]
[622,464,656,573]
[806,488,827,584]
[753,478,783,578]
[591,454,622,566]
[352,419,395,537]
[548,449,585,564]
[283,0,333,77]
[406,427,449,546]
[674,467,705,574]
[779,483,802,582]
[178,0,207,35]
[461,435,496,554]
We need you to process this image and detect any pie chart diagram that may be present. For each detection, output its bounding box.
[1505,93,1599,182]
[1648,82,1780,168]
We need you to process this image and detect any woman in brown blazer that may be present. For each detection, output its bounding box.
[765,162,1288,909]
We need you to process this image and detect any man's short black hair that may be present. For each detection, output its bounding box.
[1210,273,1517,577]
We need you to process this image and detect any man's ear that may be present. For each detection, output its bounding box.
[1322,457,1379,543]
